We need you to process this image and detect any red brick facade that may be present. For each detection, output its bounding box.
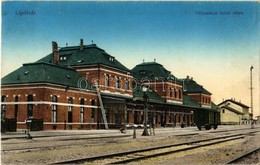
[1,83,99,130]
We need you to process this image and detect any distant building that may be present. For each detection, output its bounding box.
[218,99,251,125]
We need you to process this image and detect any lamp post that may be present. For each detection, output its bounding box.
[250,65,254,129]
[142,86,149,136]
[191,110,194,126]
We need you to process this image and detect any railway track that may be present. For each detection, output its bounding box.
[226,147,260,164]
[51,131,258,164]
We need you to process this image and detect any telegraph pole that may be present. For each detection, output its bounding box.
[250,65,254,129]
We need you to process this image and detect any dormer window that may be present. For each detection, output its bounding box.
[24,71,29,75]
[66,74,71,79]
[60,56,67,61]
[109,57,114,62]
[139,70,146,75]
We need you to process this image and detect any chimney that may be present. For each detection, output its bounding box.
[80,39,84,51]
[52,41,59,65]
[186,75,190,80]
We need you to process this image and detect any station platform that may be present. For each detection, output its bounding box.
[1,125,259,141]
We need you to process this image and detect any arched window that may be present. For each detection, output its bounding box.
[14,96,19,118]
[68,97,73,123]
[52,95,58,123]
[80,98,84,123]
[91,100,95,123]
[169,88,172,97]
[174,88,177,98]
[105,74,110,87]
[27,95,33,118]
[125,79,129,90]
[179,90,182,99]
[115,76,120,89]
[1,96,7,119]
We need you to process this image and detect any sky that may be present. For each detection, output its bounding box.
[1,1,260,118]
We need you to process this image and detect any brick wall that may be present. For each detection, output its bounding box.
[76,66,133,96]
[1,83,99,130]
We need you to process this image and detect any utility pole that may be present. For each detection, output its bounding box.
[250,65,254,129]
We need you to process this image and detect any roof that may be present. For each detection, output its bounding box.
[218,99,249,108]
[183,94,201,108]
[182,78,211,95]
[131,61,182,84]
[1,62,91,89]
[37,44,130,72]
[133,84,165,103]
[211,102,219,110]
[221,106,244,115]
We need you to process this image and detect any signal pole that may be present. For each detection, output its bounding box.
[250,65,254,129]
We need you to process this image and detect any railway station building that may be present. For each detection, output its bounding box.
[1,39,219,131]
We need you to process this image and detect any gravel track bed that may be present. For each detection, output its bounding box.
[2,127,260,165]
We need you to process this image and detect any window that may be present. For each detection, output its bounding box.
[68,97,73,123]
[68,97,73,111]
[169,88,172,97]
[60,56,67,61]
[222,109,225,113]
[1,96,7,119]
[27,95,33,118]
[105,74,110,87]
[174,88,177,98]
[52,95,58,123]
[14,96,18,118]
[115,76,120,89]
[80,99,84,123]
[139,70,146,75]
[179,90,182,99]
[91,100,95,123]
[125,79,129,90]
[109,57,114,62]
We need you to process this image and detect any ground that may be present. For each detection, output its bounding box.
[1,125,260,165]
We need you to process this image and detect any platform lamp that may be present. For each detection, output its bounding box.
[142,85,149,136]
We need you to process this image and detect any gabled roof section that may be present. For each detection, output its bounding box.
[131,61,182,84]
[218,99,249,108]
[182,77,211,95]
[37,43,130,72]
[1,62,91,89]
[222,106,244,115]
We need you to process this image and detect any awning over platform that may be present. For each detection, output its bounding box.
[101,96,126,104]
